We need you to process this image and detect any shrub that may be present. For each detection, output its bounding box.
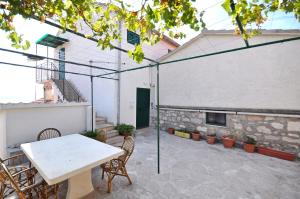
[244,136,257,145]
[82,131,97,139]
[115,124,135,136]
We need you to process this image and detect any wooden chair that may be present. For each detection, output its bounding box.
[0,153,31,198]
[0,160,59,199]
[101,136,135,193]
[37,128,61,141]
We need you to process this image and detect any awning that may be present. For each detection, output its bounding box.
[36,34,69,48]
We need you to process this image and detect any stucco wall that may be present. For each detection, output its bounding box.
[0,103,90,157]
[57,22,177,126]
[155,33,300,110]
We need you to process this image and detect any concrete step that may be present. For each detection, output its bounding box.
[96,116,106,122]
[96,119,106,125]
[95,123,114,132]
[106,130,119,138]
[106,135,124,147]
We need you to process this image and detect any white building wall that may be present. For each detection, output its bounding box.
[119,27,177,125]
[156,32,300,110]
[56,23,177,126]
[56,31,119,123]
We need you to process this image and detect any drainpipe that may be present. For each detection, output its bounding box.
[116,21,122,124]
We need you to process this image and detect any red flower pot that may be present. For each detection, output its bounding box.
[257,147,296,161]
[244,143,256,153]
[222,136,235,148]
[206,136,216,144]
[167,128,175,135]
[191,131,201,141]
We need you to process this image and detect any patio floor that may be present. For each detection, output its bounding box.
[56,128,300,199]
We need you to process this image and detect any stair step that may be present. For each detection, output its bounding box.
[106,130,119,138]
[95,123,114,132]
[96,116,106,121]
[106,136,124,147]
[96,120,106,125]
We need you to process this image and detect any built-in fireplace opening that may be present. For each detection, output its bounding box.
[206,112,226,126]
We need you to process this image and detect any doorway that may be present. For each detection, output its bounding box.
[136,88,150,129]
[58,48,65,80]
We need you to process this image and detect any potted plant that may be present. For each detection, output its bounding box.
[115,124,135,137]
[257,146,296,161]
[222,133,236,148]
[82,131,97,139]
[174,129,191,139]
[191,130,201,141]
[96,130,107,143]
[243,136,256,153]
[206,133,217,144]
[167,127,175,135]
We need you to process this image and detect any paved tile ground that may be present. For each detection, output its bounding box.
[57,128,300,199]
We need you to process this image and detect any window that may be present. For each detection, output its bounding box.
[206,112,226,126]
[127,30,140,45]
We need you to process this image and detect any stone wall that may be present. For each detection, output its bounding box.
[150,109,300,158]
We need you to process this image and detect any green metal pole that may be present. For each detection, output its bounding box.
[91,76,94,131]
[156,63,160,174]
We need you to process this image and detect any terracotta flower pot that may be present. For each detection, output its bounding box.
[257,146,296,161]
[191,131,201,141]
[207,136,216,144]
[244,143,256,153]
[222,136,235,148]
[167,128,175,135]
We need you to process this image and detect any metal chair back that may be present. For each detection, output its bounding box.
[37,128,61,141]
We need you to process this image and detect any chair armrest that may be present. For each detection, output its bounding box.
[2,153,26,162]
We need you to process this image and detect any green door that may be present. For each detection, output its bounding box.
[58,48,65,80]
[136,88,150,129]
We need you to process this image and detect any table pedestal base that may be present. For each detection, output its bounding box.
[66,169,94,199]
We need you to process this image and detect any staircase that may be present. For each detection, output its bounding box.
[95,116,124,147]
[53,79,85,102]
[36,62,85,103]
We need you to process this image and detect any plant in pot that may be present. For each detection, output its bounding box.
[174,129,191,139]
[191,130,201,141]
[243,136,257,153]
[82,131,97,139]
[206,133,217,144]
[115,124,135,137]
[222,133,236,148]
[167,127,175,135]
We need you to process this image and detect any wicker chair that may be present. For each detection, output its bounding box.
[0,153,31,198]
[100,136,135,193]
[37,128,61,141]
[0,160,58,199]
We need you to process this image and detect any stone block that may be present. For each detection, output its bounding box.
[282,137,300,144]
[264,135,280,141]
[233,123,243,130]
[288,133,300,138]
[196,126,207,132]
[265,116,275,121]
[287,121,300,132]
[271,123,284,130]
[257,126,272,134]
[191,118,202,124]
[247,115,265,121]
[246,127,252,132]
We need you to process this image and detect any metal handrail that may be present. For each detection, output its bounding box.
[36,62,84,102]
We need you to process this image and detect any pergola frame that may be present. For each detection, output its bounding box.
[1,17,300,175]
